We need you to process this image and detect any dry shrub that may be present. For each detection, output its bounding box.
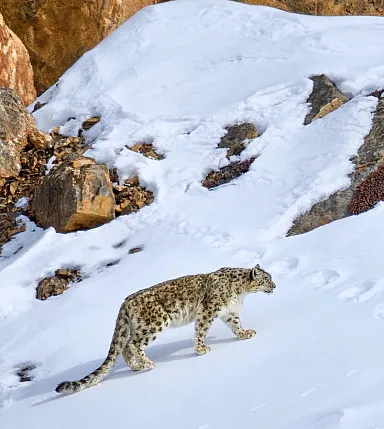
[349,165,384,215]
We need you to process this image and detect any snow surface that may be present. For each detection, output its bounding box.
[2,0,384,428]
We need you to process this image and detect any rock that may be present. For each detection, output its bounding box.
[16,363,37,382]
[218,123,258,158]
[288,92,384,236]
[81,116,101,131]
[0,13,36,105]
[113,174,155,216]
[0,87,51,180]
[129,143,164,160]
[35,268,80,300]
[304,75,349,125]
[0,212,25,255]
[1,0,162,94]
[202,157,256,190]
[129,246,144,254]
[36,277,69,300]
[32,156,115,232]
[238,1,384,16]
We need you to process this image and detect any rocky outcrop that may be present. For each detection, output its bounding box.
[239,1,384,16]
[202,123,258,189]
[304,75,349,125]
[218,123,258,158]
[288,90,384,236]
[0,87,50,180]
[32,156,115,232]
[203,158,256,190]
[0,13,35,105]
[1,0,162,94]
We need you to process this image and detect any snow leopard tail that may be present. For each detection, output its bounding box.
[56,304,129,395]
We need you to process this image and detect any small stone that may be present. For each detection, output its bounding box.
[82,116,101,131]
[129,246,143,254]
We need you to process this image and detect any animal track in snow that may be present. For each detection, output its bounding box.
[266,256,299,276]
[304,270,340,290]
[338,281,381,303]
[250,404,266,412]
[300,387,319,397]
[346,368,361,377]
[373,303,384,320]
[175,220,235,250]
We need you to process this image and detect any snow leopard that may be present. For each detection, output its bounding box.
[56,264,276,394]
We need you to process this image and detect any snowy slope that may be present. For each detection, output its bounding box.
[1,0,384,428]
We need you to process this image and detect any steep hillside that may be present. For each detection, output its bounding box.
[1,1,384,428]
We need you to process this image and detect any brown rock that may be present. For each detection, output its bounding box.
[0,13,36,105]
[36,277,69,300]
[129,143,164,160]
[0,212,26,255]
[288,92,384,236]
[32,156,116,232]
[81,116,101,131]
[218,123,258,158]
[1,0,162,95]
[304,75,348,125]
[0,87,37,179]
[202,157,256,190]
[129,246,144,254]
[238,1,384,16]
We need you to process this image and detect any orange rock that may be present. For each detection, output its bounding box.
[32,157,116,232]
[0,87,48,179]
[0,13,36,105]
[1,0,162,94]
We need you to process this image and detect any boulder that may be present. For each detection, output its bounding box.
[1,0,162,94]
[304,75,348,125]
[288,91,384,236]
[0,87,50,180]
[0,13,36,105]
[32,156,116,232]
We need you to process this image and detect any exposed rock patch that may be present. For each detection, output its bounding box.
[36,268,81,300]
[0,212,25,255]
[288,91,384,236]
[0,13,36,105]
[304,75,349,125]
[15,363,37,382]
[202,158,256,190]
[32,156,115,233]
[129,142,164,160]
[218,123,258,158]
[0,134,86,218]
[0,87,50,180]
[112,173,155,216]
[129,246,144,254]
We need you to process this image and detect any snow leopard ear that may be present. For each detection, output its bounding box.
[250,266,260,280]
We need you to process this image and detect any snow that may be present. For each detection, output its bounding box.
[2,0,384,428]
